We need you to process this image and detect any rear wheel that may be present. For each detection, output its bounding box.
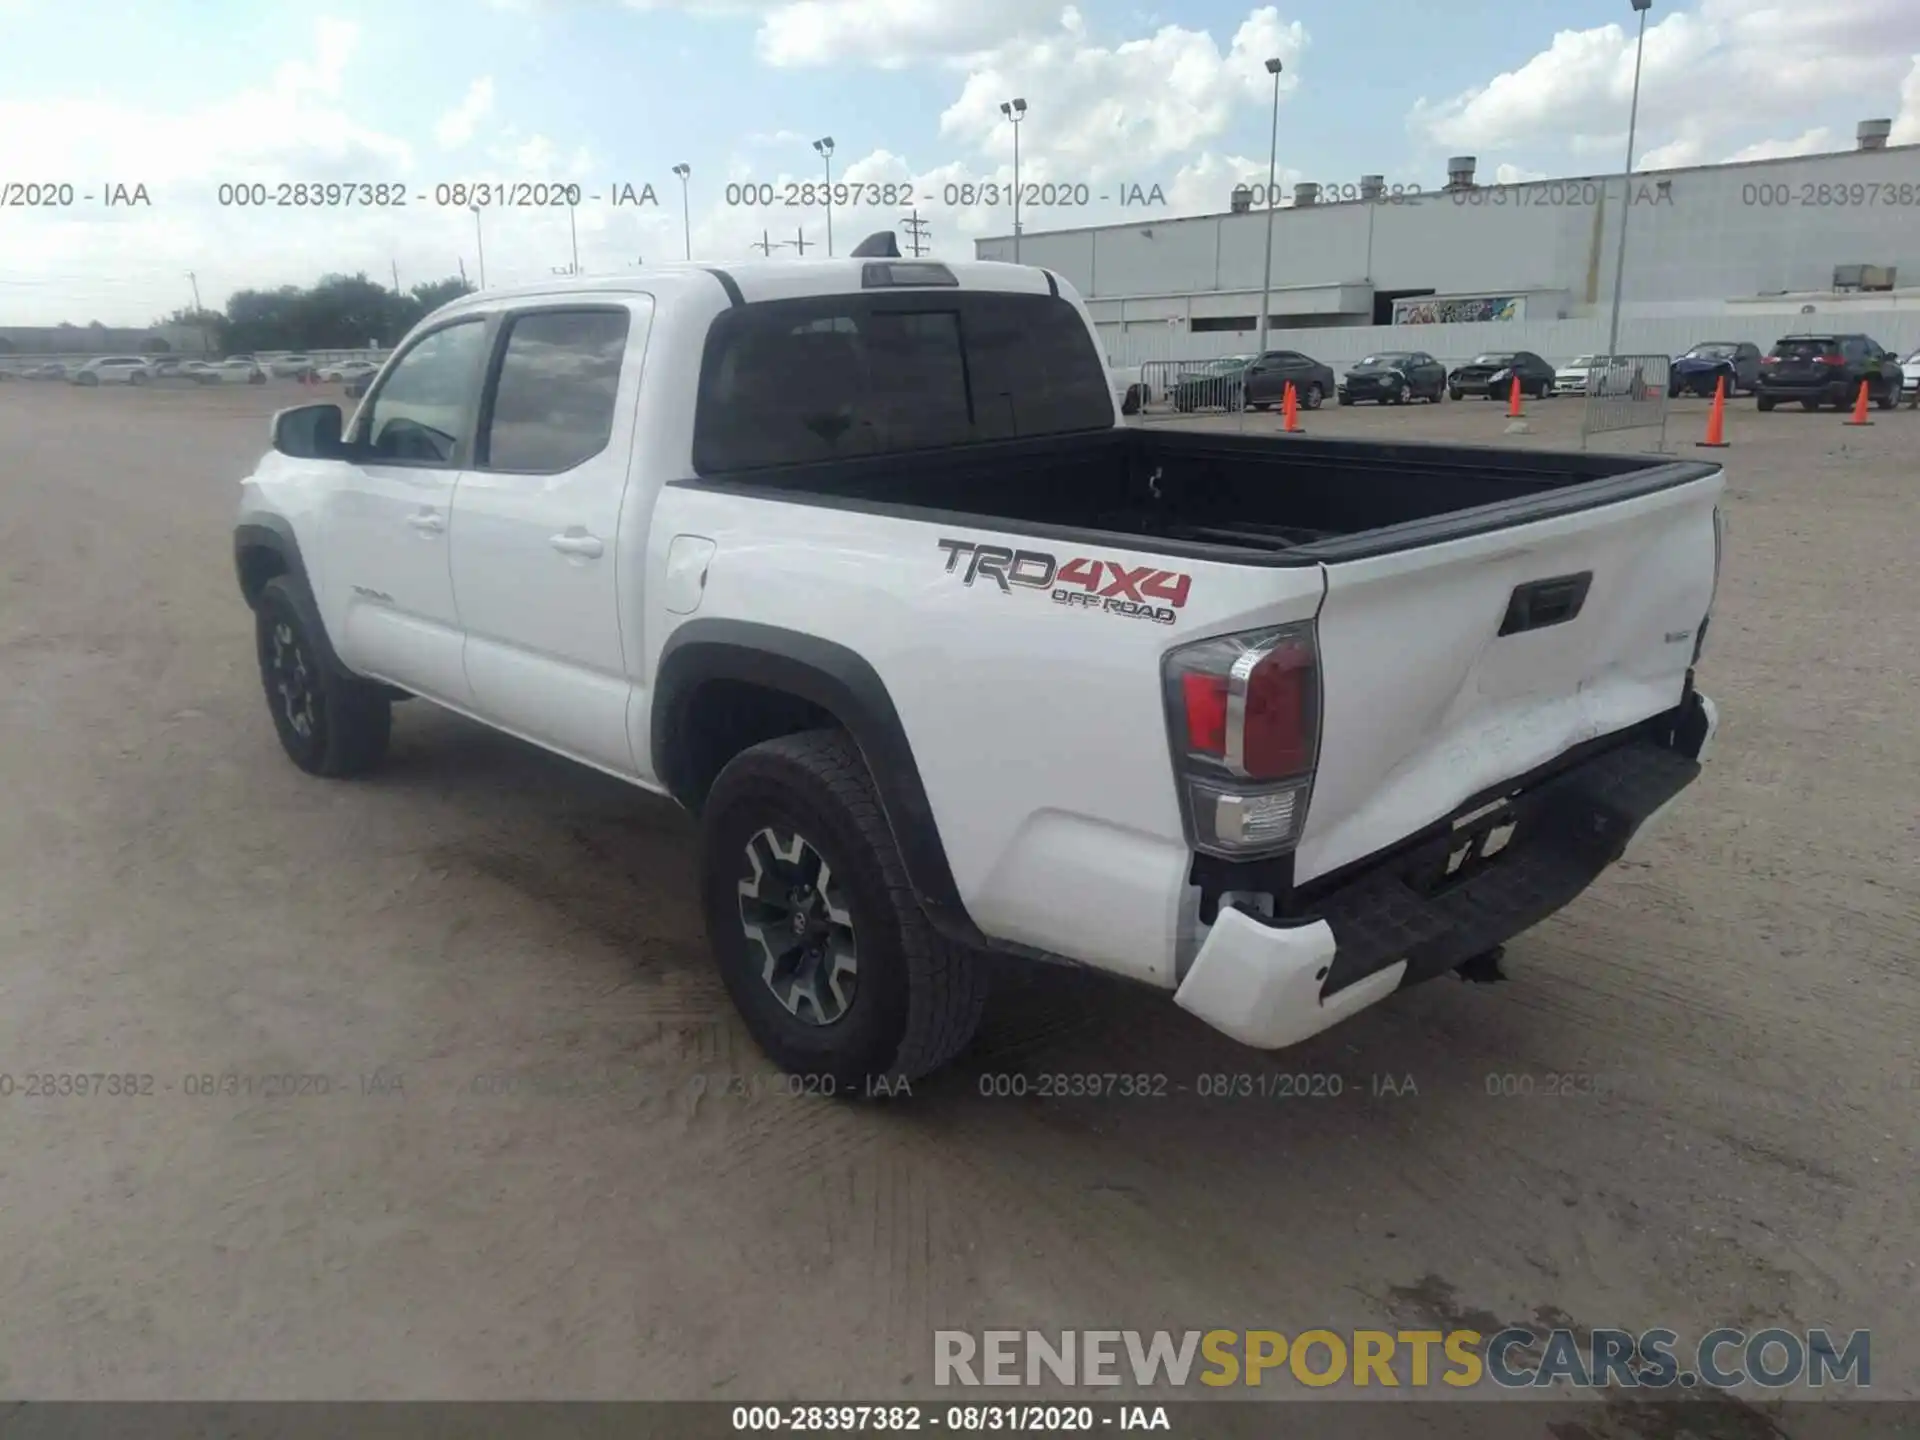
[1449,387,1462,402]
[129,371,148,387]
[1802,399,1821,411]
[1303,382,1324,411]
[1757,396,1776,413]
[699,730,987,1088]
[1875,379,1897,411]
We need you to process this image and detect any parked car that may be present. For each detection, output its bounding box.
[1449,351,1555,401]
[1242,350,1334,410]
[345,372,375,399]
[1899,346,1920,401]
[1338,351,1446,405]
[70,356,153,386]
[318,359,381,384]
[234,248,1724,1084]
[1755,334,1901,412]
[24,361,68,380]
[1553,355,1603,396]
[267,354,317,379]
[200,359,267,385]
[1670,341,1762,398]
[1167,355,1254,411]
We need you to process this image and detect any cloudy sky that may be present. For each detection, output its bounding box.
[2,0,1917,325]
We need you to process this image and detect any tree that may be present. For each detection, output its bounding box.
[409,276,476,316]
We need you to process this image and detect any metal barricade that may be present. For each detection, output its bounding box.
[1580,354,1671,449]
[1133,359,1254,421]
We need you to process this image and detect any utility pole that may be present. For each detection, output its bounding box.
[568,202,580,276]
[391,259,400,293]
[791,228,811,255]
[750,230,776,255]
[900,210,931,256]
[1606,0,1654,361]
[186,271,202,311]
[471,206,486,289]
[459,257,468,284]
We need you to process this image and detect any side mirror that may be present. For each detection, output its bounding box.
[271,403,345,459]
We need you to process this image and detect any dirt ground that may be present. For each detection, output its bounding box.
[0,377,1914,1421]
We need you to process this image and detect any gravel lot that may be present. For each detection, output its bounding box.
[0,379,1914,1420]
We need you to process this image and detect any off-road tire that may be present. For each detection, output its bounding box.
[699,729,987,1089]
[254,575,391,777]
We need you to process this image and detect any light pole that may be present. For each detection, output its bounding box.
[672,163,691,260]
[1605,0,1652,362]
[812,136,835,255]
[568,201,580,275]
[1257,58,1282,356]
[1000,97,1027,262]
[471,205,486,289]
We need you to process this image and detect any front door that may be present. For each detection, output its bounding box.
[450,300,651,774]
[323,316,492,704]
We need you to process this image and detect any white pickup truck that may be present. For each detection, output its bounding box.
[234,236,1725,1086]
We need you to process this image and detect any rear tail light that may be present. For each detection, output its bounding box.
[1817,354,1846,366]
[1760,355,1779,366]
[1163,623,1321,857]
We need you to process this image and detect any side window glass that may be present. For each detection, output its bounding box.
[480,309,632,473]
[361,320,489,465]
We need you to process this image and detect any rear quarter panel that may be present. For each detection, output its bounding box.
[643,484,1325,987]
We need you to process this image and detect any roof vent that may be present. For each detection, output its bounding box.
[1359,174,1384,201]
[1857,118,1892,151]
[1446,156,1476,190]
[850,230,901,258]
[1229,184,1253,213]
[1293,182,1319,206]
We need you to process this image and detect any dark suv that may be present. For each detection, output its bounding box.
[1757,334,1901,412]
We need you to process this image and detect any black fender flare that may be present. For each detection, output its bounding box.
[233,518,354,677]
[651,619,983,945]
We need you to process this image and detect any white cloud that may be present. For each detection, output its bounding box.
[938,8,1304,173]
[435,78,496,149]
[1724,128,1834,163]
[1409,0,1920,167]
[1493,162,1547,184]
[1891,54,1920,144]
[756,0,1055,68]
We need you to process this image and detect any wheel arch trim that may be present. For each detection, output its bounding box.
[651,619,982,943]
[233,518,352,676]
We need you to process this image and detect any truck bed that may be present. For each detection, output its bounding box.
[688,427,1715,563]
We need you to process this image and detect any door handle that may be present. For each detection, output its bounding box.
[550,532,604,559]
[407,512,444,533]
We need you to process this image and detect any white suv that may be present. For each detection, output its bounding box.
[71,356,153,386]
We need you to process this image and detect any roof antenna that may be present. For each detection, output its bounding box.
[850,230,901,258]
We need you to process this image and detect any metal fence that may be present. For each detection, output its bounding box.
[1580,354,1671,448]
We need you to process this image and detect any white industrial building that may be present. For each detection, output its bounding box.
[974,120,1920,368]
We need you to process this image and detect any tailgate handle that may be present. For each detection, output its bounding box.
[1500,572,1593,635]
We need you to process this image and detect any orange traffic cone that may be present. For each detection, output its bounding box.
[1507,374,1524,418]
[1843,379,1873,426]
[1696,375,1730,448]
[1282,380,1303,433]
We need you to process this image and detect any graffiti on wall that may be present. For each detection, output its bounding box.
[1392,295,1527,325]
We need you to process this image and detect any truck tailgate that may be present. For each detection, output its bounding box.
[1295,467,1722,884]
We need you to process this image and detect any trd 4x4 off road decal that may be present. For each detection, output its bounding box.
[936,538,1191,625]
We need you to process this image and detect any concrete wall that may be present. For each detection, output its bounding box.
[981,144,1920,323]
[1101,301,1920,372]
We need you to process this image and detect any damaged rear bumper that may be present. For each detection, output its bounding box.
[1174,688,1719,1050]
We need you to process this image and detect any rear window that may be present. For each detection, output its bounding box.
[692,291,1113,474]
[1774,339,1839,359]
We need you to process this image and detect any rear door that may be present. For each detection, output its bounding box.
[450,299,650,774]
[1298,468,1722,883]
[1770,337,1837,387]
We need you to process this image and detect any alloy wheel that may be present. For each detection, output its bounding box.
[268,620,318,738]
[737,827,858,1026]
